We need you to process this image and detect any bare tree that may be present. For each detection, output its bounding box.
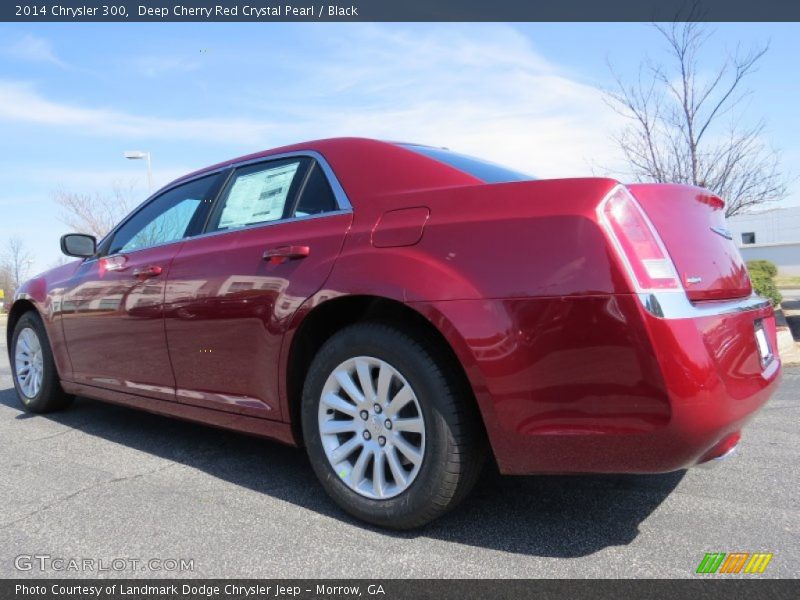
[606,21,787,217]
[1,237,35,293]
[53,180,140,239]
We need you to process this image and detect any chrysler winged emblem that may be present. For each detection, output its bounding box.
[710,226,733,240]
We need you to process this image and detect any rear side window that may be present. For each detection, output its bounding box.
[399,144,533,184]
[294,163,337,217]
[108,174,219,255]
[210,160,304,231]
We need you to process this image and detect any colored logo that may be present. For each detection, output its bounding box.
[696,552,773,574]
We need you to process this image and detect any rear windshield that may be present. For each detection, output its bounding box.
[399,144,534,184]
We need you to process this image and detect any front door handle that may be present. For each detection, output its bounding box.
[263,245,310,262]
[132,265,163,279]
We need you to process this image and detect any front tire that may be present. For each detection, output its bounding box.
[301,322,485,529]
[10,311,73,413]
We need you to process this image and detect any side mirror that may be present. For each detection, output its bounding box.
[60,233,97,258]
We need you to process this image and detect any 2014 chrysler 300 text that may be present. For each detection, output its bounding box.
[7,138,781,528]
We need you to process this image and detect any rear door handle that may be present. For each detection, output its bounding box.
[263,245,310,261]
[132,265,163,279]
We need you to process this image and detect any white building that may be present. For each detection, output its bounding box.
[728,206,800,275]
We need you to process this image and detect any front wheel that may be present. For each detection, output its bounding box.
[301,322,485,529]
[10,311,73,413]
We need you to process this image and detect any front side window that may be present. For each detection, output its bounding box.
[109,175,219,255]
[212,160,304,231]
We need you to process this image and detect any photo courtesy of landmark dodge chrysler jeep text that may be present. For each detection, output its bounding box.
[8,138,781,528]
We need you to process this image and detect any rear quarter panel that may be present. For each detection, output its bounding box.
[316,177,676,471]
[326,177,628,301]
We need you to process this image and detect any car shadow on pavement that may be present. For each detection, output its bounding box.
[0,388,684,558]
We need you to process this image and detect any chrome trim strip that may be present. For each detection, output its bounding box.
[142,149,352,212]
[222,150,353,211]
[185,208,352,244]
[638,291,771,319]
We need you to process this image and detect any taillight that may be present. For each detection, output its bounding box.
[598,185,682,292]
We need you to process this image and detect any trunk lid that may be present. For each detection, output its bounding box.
[627,184,752,302]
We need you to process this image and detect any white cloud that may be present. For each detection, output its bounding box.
[0,80,275,145]
[244,24,628,177]
[0,165,192,193]
[2,24,635,276]
[129,55,201,77]
[0,24,627,177]
[7,34,66,67]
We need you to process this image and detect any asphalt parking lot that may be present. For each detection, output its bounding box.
[0,320,797,579]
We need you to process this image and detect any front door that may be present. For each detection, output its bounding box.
[60,173,223,401]
[163,157,352,418]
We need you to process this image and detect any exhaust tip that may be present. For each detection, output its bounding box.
[696,433,741,469]
[697,443,739,469]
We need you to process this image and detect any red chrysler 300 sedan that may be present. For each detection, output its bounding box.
[8,138,781,528]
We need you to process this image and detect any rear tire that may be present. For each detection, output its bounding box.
[301,322,485,529]
[10,312,73,413]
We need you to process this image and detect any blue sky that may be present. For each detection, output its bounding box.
[1,22,798,274]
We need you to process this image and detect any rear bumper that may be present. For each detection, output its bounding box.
[633,293,780,470]
[415,293,781,475]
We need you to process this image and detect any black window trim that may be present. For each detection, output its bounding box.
[88,150,352,261]
[288,160,319,218]
[188,167,235,237]
[291,161,339,218]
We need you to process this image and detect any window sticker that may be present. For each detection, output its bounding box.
[219,162,300,229]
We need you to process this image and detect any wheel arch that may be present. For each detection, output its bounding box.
[281,294,490,451]
[6,299,39,349]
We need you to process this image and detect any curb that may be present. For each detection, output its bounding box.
[777,328,795,353]
[777,328,800,366]
[779,348,800,366]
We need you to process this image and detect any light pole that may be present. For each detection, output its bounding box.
[124,150,153,191]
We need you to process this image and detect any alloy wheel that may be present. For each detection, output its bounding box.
[15,327,44,400]
[318,356,426,499]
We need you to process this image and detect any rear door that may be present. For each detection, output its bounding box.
[61,173,224,400]
[163,156,352,419]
